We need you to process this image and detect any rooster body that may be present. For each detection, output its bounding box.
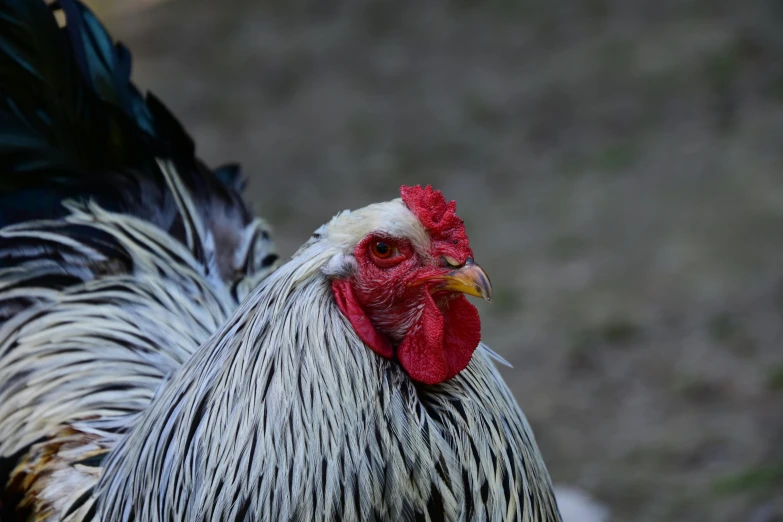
[0,1,561,521]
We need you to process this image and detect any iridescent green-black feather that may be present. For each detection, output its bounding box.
[0,0,250,241]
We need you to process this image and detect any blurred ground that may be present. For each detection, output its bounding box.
[87,0,783,520]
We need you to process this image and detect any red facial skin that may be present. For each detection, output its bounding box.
[331,234,482,385]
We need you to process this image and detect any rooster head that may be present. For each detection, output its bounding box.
[326,185,492,385]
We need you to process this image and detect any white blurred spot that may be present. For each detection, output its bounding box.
[554,485,610,522]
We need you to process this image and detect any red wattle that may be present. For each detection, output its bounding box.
[397,294,481,384]
[396,294,448,384]
[331,280,394,358]
[333,280,481,384]
[441,295,481,380]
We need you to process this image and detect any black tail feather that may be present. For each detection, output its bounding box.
[0,0,252,240]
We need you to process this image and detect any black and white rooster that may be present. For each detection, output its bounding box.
[0,1,562,520]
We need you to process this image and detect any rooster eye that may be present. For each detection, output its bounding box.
[371,241,393,259]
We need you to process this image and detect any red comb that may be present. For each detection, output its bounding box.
[400,185,471,257]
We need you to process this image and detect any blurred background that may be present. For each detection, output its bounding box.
[83,0,783,520]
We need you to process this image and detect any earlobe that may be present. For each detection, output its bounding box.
[332,279,394,359]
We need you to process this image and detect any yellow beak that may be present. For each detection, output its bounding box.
[426,259,493,302]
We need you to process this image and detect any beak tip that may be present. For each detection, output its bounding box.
[477,284,493,302]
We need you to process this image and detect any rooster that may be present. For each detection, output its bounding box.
[0,1,562,521]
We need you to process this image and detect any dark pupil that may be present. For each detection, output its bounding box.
[375,242,389,255]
